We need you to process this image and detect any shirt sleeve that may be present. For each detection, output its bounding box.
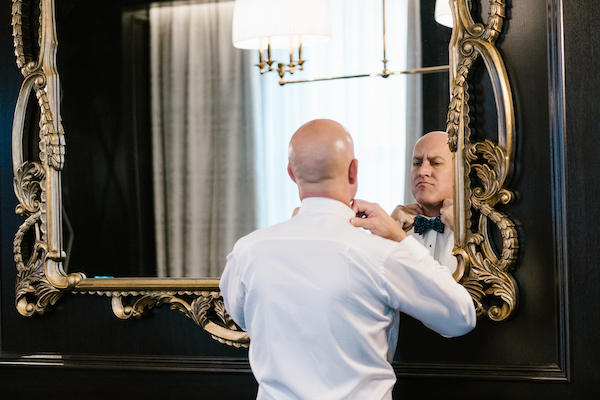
[383,236,476,338]
[219,251,247,331]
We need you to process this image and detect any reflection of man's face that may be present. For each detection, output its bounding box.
[410,132,453,216]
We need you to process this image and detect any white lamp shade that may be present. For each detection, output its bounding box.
[232,0,332,50]
[435,0,453,28]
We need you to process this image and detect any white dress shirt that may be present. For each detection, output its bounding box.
[220,197,475,400]
[407,216,457,274]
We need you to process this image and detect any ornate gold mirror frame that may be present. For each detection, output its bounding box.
[10,0,518,349]
[448,0,518,321]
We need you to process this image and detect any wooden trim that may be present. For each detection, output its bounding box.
[393,362,568,381]
[0,354,252,374]
[547,0,571,383]
[0,354,569,382]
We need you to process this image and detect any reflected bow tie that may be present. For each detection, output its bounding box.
[413,215,445,235]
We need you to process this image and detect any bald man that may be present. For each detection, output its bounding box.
[220,120,475,400]
[392,131,457,273]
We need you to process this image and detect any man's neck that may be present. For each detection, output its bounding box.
[298,188,352,208]
[421,205,441,217]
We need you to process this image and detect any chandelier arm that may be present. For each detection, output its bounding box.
[279,65,450,86]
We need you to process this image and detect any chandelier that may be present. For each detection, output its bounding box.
[232,0,454,86]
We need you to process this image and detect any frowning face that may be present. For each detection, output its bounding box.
[410,132,453,216]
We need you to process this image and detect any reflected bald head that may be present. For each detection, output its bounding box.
[413,131,450,154]
[288,119,358,204]
[288,119,354,184]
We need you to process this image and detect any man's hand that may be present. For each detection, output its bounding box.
[390,203,423,231]
[350,200,407,242]
[440,198,454,232]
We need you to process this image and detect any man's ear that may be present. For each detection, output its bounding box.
[348,159,358,184]
[287,164,297,183]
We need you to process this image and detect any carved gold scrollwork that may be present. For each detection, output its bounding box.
[12,0,36,74]
[13,160,64,316]
[448,0,518,321]
[13,161,44,216]
[36,80,66,172]
[109,292,249,348]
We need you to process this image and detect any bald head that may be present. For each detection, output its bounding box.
[288,119,358,204]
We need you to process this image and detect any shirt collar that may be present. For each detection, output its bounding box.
[297,197,355,221]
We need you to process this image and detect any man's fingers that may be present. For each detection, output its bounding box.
[393,203,423,219]
[404,203,423,216]
[440,199,452,215]
[390,205,403,219]
[350,202,407,242]
[352,199,382,218]
[440,198,453,212]
[350,217,368,229]
[351,199,369,214]
[440,198,455,232]
[391,205,418,231]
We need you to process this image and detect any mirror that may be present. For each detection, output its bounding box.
[11,0,519,346]
[56,0,452,279]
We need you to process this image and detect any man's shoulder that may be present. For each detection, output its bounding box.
[344,226,407,264]
[232,219,292,249]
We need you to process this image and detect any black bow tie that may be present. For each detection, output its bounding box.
[413,215,445,235]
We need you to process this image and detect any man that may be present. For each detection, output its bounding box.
[392,131,457,272]
[220,120,475,400]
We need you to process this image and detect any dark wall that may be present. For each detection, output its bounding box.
[421,0,452,133]
[57,0,157,278]
[2,0,600,399]
[0,0,27,357]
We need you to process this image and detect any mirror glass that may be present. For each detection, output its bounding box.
[56,0,451,279]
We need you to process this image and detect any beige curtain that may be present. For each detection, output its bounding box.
[150,1,256,277]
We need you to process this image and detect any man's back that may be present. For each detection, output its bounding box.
[221,197,474,400]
